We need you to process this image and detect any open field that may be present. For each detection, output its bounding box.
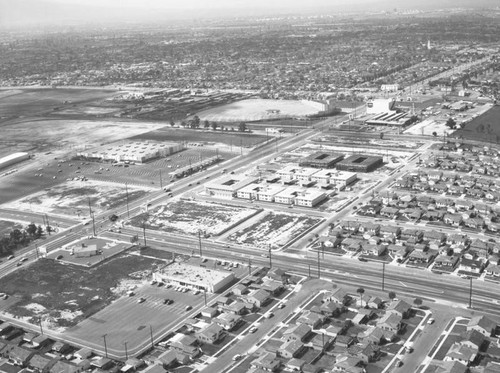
[197,99,323,122]
[130,127,268,148]
[452,104,500,143]
[0,253,164,330]
[129,200,259,236]
[3,180,148,217]
[0,88,117,120]
[0,220,23,236]
[228,211,322,249]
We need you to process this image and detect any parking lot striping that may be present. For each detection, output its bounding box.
[399,281,408,287]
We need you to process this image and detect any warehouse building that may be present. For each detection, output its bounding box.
[152,262,234,293]
[299,152,344,169]
[0,152,30,171]
[336,155,383,173]
[77,141,183,163]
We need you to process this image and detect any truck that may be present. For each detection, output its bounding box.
[405,342,414,353]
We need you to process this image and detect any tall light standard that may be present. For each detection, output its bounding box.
[198,231,203,258]
[91,211,96,237]
[102,334,108,358]
[123,341,128,360]
[268,245,272,268]
[149,325,154,349]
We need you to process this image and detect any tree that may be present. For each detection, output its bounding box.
[180,120,187,128]
[36,225,44,238]
[192,115,200,128]
[388,291,396,301]
[26,223,37,237]
[357,287,365,307]
[211,122,218,131]
[432,131,437,137]
[203,120,210,128]
[413,297,423,307]
[130,234,139,245]
[238,122,247,132]
[169,120,175,127]
[445,118,456,129]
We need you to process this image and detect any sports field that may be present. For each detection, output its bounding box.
[452,104,500,143]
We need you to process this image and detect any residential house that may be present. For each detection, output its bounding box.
[444,342,478,366]
[232,284,247,296]
[377,313,402,334]
[467,315,497,336]
[433,255,459,271]
[362,244,386,256]
[311,333,332,351]
[215,313,242,331]
[367,296,384,309]
[28,354,56,373]
[387,299,412,318]
[6,346,35,367]
[297,311,324,329]
[358,223,380,236]
[324,287,350,305]
[461,329,485,351]
[265,268,288,283]
[458,258,485,274]
[336,335,355,348]
[380,207,399,219]
[278,340,306,359]
[407,250,436,265]
[286,359,305,372]
[485,262,500,278]
[332,355,364,373]
[283,324,312,343]
[380,225,401,238]
[357,326,386,345]
[50,360,90,373]
[169,335,200,358]
[251,352,280,372]
[195,323,224,344]
[246,289,270,308]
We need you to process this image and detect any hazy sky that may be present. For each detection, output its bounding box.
[1,0,498,28]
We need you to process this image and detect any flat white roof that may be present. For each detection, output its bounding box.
[294,167,319,177]
[295,189,326,201]
[275,187,303,199]
[206,175,257,192]
[257,184,286,195]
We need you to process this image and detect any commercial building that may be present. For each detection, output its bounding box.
[0,152,30,171]
[257,184,286,202]
[205,175,257,199]
[77,141,183,163]
[72,245,98,258]
[152,262,234,293]
[336,155,383,173]
[274,187,326,207]
[299,152,344,169]
[365,111,412,127]
[274,187,303,205]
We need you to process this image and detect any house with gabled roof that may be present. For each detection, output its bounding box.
[6,346,35,367]
[195,323,224,344]
[50,360,90,373]
[278,340,306,359]
[377,313,402,334]
[458,258,485,274]
[444,342,478,365]
[467,315,497,336]
[323,287,350,305]
[461,329,486,351]
[28,354,56,373]
[380,225,401,238]
[387,299,412,318]
[297,310,324,329]
[283,324,312,343]
[246,289,270,308]
[251,352,280,372]
[357,326,386,345]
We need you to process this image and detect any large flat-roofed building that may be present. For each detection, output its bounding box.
[276,165,299,182]
[0,152,30,171]
[299,152,344,169]
[77,141,183,163]
[152,262,234,293]
[365,111,412,127]
[236,183,262,200]
[257,184,286,202]
[311,170,357,188]
[205,175,257,199]
[295,189,327,207]
[274,187,302,205]
[294,168,320,184]
[336,155,383,173]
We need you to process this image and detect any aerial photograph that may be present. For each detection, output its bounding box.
[1,0,500,372]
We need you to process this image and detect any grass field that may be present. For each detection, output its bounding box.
[0,254,163,330]
[228,212,322,249]
[129,200,259,236]
[0,220,23,236]
[452,104,500,143]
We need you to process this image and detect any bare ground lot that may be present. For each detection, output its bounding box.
[0,220,23,236]
[0,253,164,330]
[228,212,322,249]
[129,200,259,236]
[3,180,148,217]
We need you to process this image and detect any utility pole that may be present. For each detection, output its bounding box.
[142,222,147,248]
[159,170,163,189]
[88,197,92,217]
[198,231,203,258]
[469,276,473,309]
[38,317,43,335]
[123,341,128,360]
[102,334,108,358]
[317,248,321,279]
[204,288,207,306]
[149,325,154,349]
[382,262,386,291]
[248,257,252,275]
[268,245,272,268]
[125,183,130,218]
[91,212,96,236]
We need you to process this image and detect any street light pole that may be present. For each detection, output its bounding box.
[198,231,203,258]
[102,334,108,358]
[382,262,386,291]
[268,245,272,268]
[91,212,96,237]
[469,277,473,309]
[125,183,130,218]
[149,325,154,349]
[123,341,128,360]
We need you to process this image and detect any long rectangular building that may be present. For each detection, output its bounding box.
[299,152,344,169]
[336,155,383,173]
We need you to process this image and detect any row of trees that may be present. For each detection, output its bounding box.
[0,223,45,257]
[170,117,247,132]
